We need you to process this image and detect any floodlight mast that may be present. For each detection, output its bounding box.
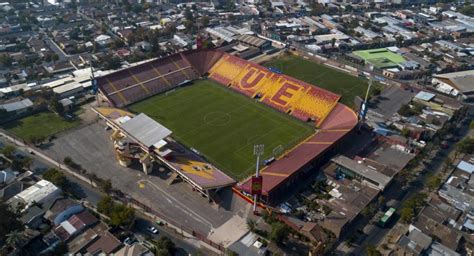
[253,144,264,213]
[358,78,373,129]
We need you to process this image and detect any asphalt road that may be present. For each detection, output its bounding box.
[44,37,69,61]
[133,216,205,256]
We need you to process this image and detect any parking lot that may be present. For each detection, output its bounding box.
[44,121,252,236]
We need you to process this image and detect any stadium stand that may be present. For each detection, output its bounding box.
[97,54,199,107]
[208,54,248,85]
[207,53,340,126]
[184,50,223,75]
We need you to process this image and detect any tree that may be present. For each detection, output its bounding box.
[459,5,474,16]
[400,207,414,223]
[184,7,193,22]
[5,230,23,249]
[111,39,124,50]
[331,37,336,48]
[225,0,235,11]
[269,222,289,244]
[52,54,59,62]
[247,219,256,232]
[470,120,474,130]
[155,236,176,256]
[201,16,210,27]
[103,55,122,70]
[311,3,325,16]
[0,201,22,242]
[395,36,403,47]
[47,242,68,256]
[457,137,474,154]
[100,179,113,194]
[97,196,114,216]
[42,168,68,190]
[1,145,16,158]
[64,156,73,167]
[398,104,415,117]
[0,54,13,67]
[0,108,8,119]
[20,157,33,170]
[366,244,381,256]
[426,175,442,191]
[109,204,135,228]
[401,128,411,138]
[444,156,454,171]
[97,196,135,228]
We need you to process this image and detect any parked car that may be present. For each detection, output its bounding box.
[441,141,449,149]
[123,237,136,246]
[147,226,158,234]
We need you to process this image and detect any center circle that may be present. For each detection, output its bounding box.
[204,112,231,126]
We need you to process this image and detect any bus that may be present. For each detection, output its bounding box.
[379,207,396,228]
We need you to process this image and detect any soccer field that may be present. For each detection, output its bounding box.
[264,55,371,107]
[129,80,314,180]
[2,111,81,141]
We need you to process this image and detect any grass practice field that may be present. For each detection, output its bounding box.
[129,80,314,180]
[2,111,81,140]
[264,55,371,107]
[353,48,406,69]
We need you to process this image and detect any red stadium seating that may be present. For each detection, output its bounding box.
[97,54,199,107]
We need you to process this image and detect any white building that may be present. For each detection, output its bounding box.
[42,68,111,99]
[8,180,61,211]
[94,34,113,47]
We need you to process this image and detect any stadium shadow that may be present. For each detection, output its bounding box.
[147,164,173,180]
[214,187,234,211]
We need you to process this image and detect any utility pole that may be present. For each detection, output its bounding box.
[253,144,264,213]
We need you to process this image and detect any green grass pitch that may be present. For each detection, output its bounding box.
[264,54,371,107]
[129,79,314,180]
[2,112,81,140]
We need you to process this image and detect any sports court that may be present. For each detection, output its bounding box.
[129,79,314,180]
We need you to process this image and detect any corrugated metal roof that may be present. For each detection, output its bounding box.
[457,160,474,174]
[120,113,172,148]
[415,91,436,101]
[0,98,33,112]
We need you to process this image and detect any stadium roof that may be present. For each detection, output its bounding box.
[120,113,172,148]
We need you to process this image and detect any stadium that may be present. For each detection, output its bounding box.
[94,49,358,205]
